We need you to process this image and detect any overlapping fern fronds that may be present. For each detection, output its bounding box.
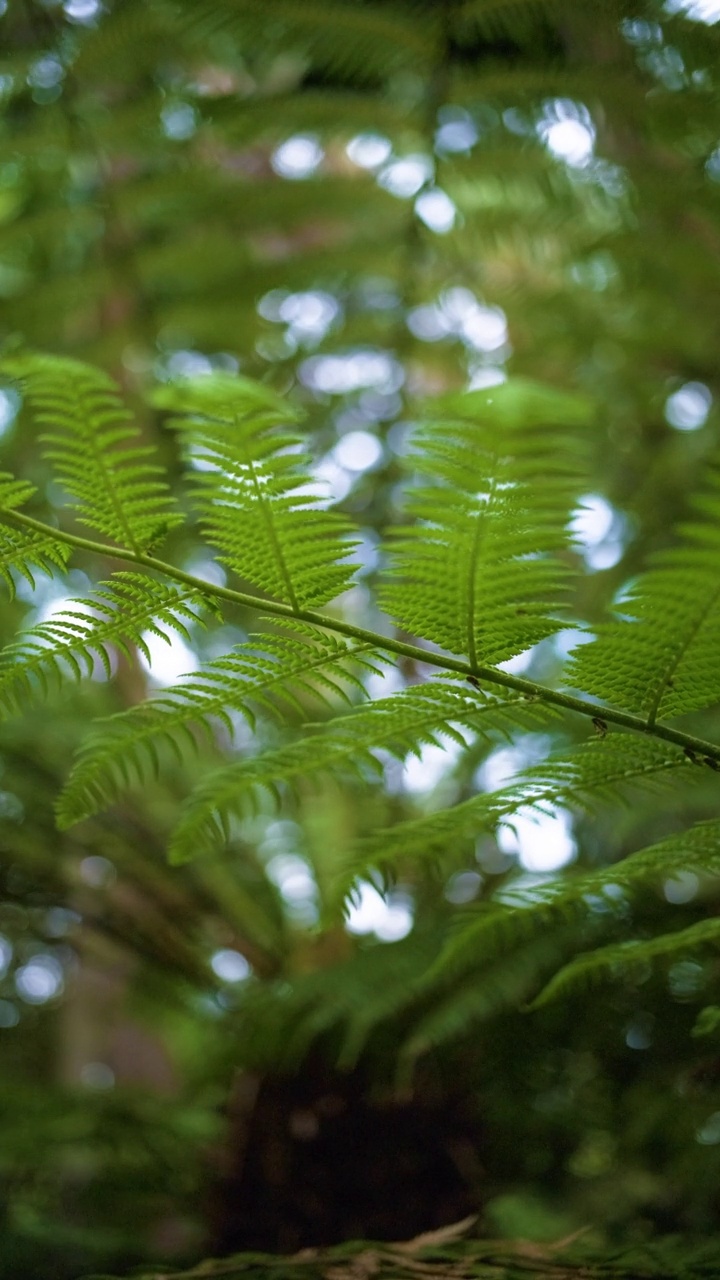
[355,736,696,874]
[160,681,562,864]
[57,623,384,829]
[433,819,720,985]
[0,355,181,553]
[0,573,215,717]
[0,523,69,599]
[177,0,436,83]
[0,473,69,596]
[380,381,590,664]
[566,463,720,723]
[154,375,359,608]
[531,916,720,1010]
[2,351,720,1024]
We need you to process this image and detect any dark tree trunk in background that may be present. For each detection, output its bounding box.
[213,1050,486,1254]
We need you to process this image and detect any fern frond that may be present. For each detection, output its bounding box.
[457,0,570,44]
[401,934,572,1066]
[380,380,589,664]
[1,355,182,553]
[357,736,694,871]
[0,472,38,514]
[435,819,720,983]
[179,0,436,83]
[154,374,359,608]
[57,623,383,829]
[164,682,560,863]
[0,472,70,598]
[0,572,214,717]
[566,464,720,722]
[0,518,70,601]
[531,916,720,1010]
[234,929,443,1073]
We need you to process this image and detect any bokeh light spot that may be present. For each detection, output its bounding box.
[377,155,433,198]
[345,882,413,941]
[498,807,576,873]
[81,1061,115,1089]
[665,382,712,430]
[333,430,382,472]
[272,135,324,179]
[138,629,197,686]
[15,954,64,1005]
[415,189,456,233]
[346,133,392,169]
[210,949,251,983]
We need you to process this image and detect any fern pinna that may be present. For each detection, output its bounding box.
[0,352,719,1044]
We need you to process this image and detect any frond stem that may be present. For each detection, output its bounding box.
[3,508,720,764]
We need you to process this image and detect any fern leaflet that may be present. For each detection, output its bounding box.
[57,623,383,828]
[179,0,435,83]
[566,463,720,722]
[0,471,70,597]
[154,374,359,608]
[1,355,182,553]
[435,819,720,983]
[0,572,214,716]
[531,916,720,1009]
[380,380,590,664]
[0,525,70,600]
[356,736,695,872]
[163,681,560,864]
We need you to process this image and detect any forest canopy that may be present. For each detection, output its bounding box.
[1,1,720,1278]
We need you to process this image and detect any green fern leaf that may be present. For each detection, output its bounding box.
[0,526,69,600]
[0,572,214,716]
[566,464,720,721]
[1,354,182,552]
[531,916,720,1010]
[357,736,695,871]
[179,0,435,83]
[0,471,70,597]
[0,519,71,607]
[0,471,38,513]
[380,380,590,663]
[165,681,560,864]
[57,623,382,829]
[458,0,569,44]
[232,930,443,1074]
[154,374,359,608]
[400,934,572,1066]
[436,819,720,983]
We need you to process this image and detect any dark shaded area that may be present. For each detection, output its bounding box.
[214,1050,484,1253]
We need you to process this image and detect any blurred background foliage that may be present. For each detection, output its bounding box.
[2,0,720,1276]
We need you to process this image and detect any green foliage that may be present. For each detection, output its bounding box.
[0,471,70,594]
[58,621,382,829]
[0,351,718,1026]
[72,1218,720,1280]
[1,355,182,553]
[357,736,698,870]
[0,520,69,598]
[0,572,214,716]
[436,820,720,991]
[154,374,359,607]
[380,382,590,663]
[3,0,720,1267]
[567,464,720,722]
[163,682,559,866]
